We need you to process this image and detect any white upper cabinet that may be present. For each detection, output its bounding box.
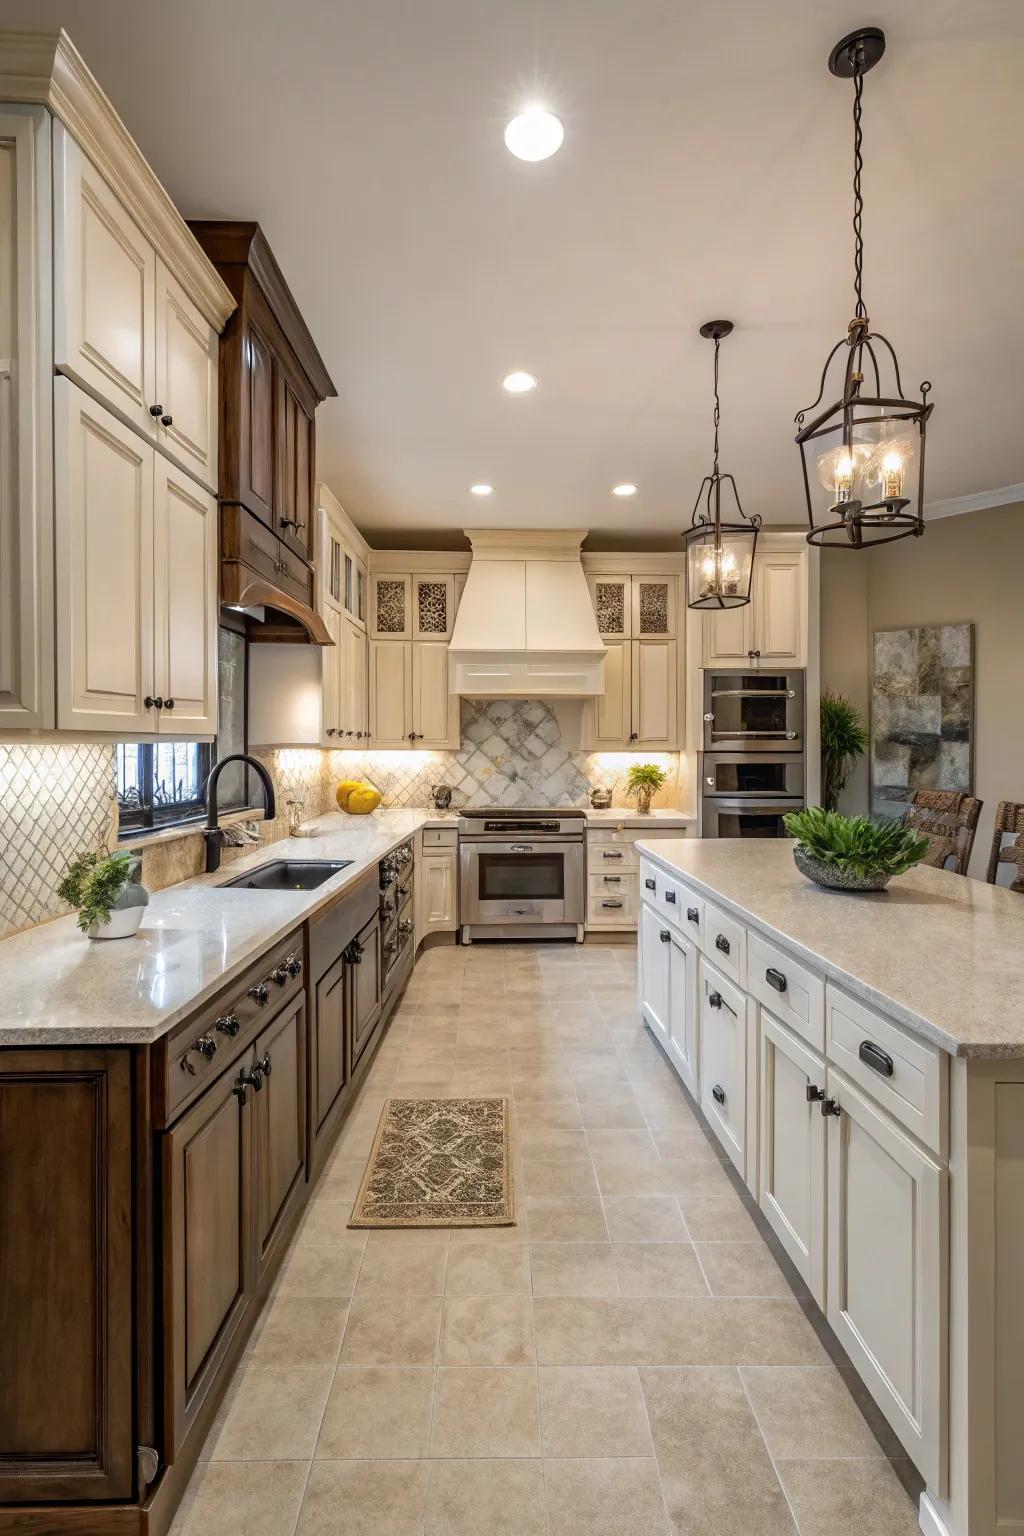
[412,639,458,745]
[342,614,368,742]
[154,258,218,492]
[584,569,681,750]
[631,638,678,749]
[413,574,456,641]
[152,457,217,733]
[632,576,676,638]
[320,602,342,745]
[588,639,632,748]
[370,573,412,640]
[590,574,632,640]
[703,601,754,669]
[0,106,52,729]
[703,543,806,669]
[368,639,411,748]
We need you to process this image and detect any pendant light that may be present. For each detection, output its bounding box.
[684,320,761,610]
[795,27,934,548]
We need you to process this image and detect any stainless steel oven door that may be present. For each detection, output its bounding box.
[701,753,805,799]
[703,671,804,752]
[459,839,585,926]
[701,796,804,839]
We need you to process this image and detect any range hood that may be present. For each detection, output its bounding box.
[448,530,606,697]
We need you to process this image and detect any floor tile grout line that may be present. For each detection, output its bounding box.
[737,1362,806,1535]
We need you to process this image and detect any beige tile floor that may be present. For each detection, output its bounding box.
[172,940,922,1536]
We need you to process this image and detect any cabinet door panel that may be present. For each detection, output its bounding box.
[0,1048,133,1501]
[371,574,412,639]
[756,552,804,666]
[414,574,455,639]
[314,954,348,1134]
[278,366,314,562]
[639,901,670,1045]
[164,1064,249,1457]
[667,929,699,1098]
[632,638,678,749]
[154,459,217,734]
[420,851,457,933]
[55,379,154,733]
[590,575,631,640]
[632,576,675,638]
[369,640,411,747]
[241,309,277,524]
[759,1012,826,1306]
[703,602,752,667]
[826,1068,947,1488]
[351,914,383,1066]
[321,603,342,744]
[588,638,631,748]
[55,130,156,436]
[155,257,218,492]
[347,619,367,739]
[413,640,457,747]
[699,959,747,1176]
[253,996,307,1282]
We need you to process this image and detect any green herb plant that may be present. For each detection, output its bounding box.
[783,807,931,880]
[57,850,137,933]
[820,691,869,812]
[625,762,668,812]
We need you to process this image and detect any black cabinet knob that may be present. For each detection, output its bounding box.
[712,1084,726,1106]
[708,991,723,1009]
[149,403,163,417]
[715,933,730,955]
[216,1013,240,1037]
[628,732,638,742]
[659,930,671,943]
[664,891,677,905]
[644,878,656,891]
[241,1065,264,1093]
[144,695,164,709]
[858,1040,894,1077]
[160,413,173,427]
[258,1053,272,1077]
[248,982,270,1005]
[270,965,289,986]
[686,906,699,924]
[286,954,302,977]
[805,1083,826,1103]
[194,1034,217,1060]
[821,1097,842,1118]
[164,698,174,710]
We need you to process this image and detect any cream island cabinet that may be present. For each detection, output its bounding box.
[636,838,1024,1536]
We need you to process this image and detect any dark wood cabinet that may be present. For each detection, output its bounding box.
[0,1049,134,1505]
[278,357,316,563]
[351,913,384,1068]
[313,954,348,1140]
[252,996,307,1284]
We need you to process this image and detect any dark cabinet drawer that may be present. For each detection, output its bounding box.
[220,502,312,606]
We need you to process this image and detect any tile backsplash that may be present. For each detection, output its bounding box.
[0,702,681,937]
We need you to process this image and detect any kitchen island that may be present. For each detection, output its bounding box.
[635,837,1024,1536]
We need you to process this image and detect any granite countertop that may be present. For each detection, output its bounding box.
[635,838,1024,1060]
[583,808,695,828]
[0,810,432,1048]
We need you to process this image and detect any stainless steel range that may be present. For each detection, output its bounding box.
[458,807,585,944]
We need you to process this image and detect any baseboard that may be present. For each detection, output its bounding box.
[918,1492,954,1536]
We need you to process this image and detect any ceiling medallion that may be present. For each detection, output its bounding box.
[683,320,762,610]
[795,27,934,549]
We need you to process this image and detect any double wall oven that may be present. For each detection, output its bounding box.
[458,808,585,943]
[701,671,806,839]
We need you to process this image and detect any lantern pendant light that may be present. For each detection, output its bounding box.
[684,320,761,611]
[795,27,934,549]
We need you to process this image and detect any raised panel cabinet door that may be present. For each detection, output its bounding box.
[413,640,458,747]
[277,364,315,562]
[313,953,348,1135]
[164,1060,250,1458]
[350,913,383,1067]
[54,379,155,734]
[421,850,457,932]
[346,618,368,739]
[369,640,411,748]
[755,551,805,666]
[639,901,671,1046]
[667,929,700,1099]
[631,575,676,638]
[759,1011,827,1306]
[253,995,307,1283]
[371,573,412,639]
[631,638,679,748]
[587,638,632,748]
[702,601,753,667]
[699,960,747,1177]
[54,127,157,437]
[154,257,218,493]
[237,300,278,526]
[0,1048,133,1502]
[0,107,53,729]
[320,602,342,745]
[589,574,631,640]
[826,1068,947,1489]
[153,459,218,734]
[414,574,455,639]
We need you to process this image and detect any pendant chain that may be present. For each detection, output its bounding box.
[852,60,866,320]
[712,335,721,476]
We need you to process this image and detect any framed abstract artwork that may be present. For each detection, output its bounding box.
[871,624,974,816]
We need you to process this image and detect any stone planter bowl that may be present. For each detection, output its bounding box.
[793,845,892,892]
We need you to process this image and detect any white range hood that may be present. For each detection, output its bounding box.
[448,530,606,697]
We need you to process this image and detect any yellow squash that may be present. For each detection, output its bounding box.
[335,779,364,810]
[346,786,382,815]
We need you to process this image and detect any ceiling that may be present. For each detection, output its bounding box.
[8,0,1024,544]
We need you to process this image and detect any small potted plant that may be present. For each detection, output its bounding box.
[58,850,149,939]
[820,691,868,812]
[625,762,668,816]
[783,807,930,892]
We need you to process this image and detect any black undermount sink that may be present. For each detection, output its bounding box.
[218,859,353,892]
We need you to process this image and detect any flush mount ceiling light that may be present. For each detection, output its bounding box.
[683,321,761,611]
[795,27,934,549]
[470,483,494,496]
[612,483,637,497]
[502,370,538,393]
[504,107,564,162]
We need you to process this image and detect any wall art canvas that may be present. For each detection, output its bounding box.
[871,624,974,816]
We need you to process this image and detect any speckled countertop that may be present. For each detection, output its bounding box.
[583,809,694,828]
[636,838,1024,1060]
[0,810,432,1048]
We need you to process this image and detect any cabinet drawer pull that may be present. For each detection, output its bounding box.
[248,982,270,1005]
[215,1013,240,1037]
[686,906,699,924]
[715,933,730,954]
[659,930,671,943]
[160,413,173,428]
[149,403,164,417]
[858,1040,894,1077]
[806,1083,825,1103]
[344,938,364,964]
[194,1034,217,1060]
[708,990,723,1009]
[712,1084,726,1105]
[644,878,656,890]
[602,850,624,860]
[821,1097,842,1117]
[603,875,622,883]
[258,1053,272,1077]
[601,899,624,909]
[766,967,787,993]
[664,890,677,904]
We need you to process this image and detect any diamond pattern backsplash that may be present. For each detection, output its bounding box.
[329,698,681,811]
[0,745,117,938]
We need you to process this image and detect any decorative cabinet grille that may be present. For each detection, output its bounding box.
[416,580,448,636]
[636,580,671,636]
[373,577,409,637]
[595,581,626,636]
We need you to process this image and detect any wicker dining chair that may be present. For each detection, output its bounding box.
[985,801,1024,893]
[904,789,983,876]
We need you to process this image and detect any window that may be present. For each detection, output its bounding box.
[116,741,213,833]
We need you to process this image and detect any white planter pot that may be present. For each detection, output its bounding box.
[87,904,146,940]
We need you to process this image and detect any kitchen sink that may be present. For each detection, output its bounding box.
[218,859,353,891]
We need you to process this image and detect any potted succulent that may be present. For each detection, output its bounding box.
[783,807,930,892]
[625,762,668,816]
[58,850,149,939]
[820,691,868,812]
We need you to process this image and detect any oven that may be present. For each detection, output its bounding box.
[703,670,804,752]
[458,811,585,942]
[701,797,804,839]
[700,750,804,840]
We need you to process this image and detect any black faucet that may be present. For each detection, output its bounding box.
[203,754,277,873]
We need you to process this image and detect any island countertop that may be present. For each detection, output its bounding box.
[635,838,1024,1060]
[0,810,433,1048]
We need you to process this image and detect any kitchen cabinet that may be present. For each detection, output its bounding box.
[55,379,217,736]
[252,995,307,1284]
[759,1010,827,1306]
[639,902,671,1045]
[313,953,347,1145]
[584,573,680,749]
[371,572,458,640]
[703,545,805,669]
[369,638,412,747]
[154,257,219,492]
[321,602,342,744]
[586,826,685,932]
[369,638,459,749]
[699,957,748,1178]
[588,573,677,640]
[666,925,699,1099]
[350,911,384,1068]
[418,832,458,941]
[343,616,368,740]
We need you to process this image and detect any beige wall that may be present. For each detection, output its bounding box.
[821,503,1024,877]
[820,550,871,815]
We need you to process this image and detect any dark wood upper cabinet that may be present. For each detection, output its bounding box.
[0,1049,134,1503]
[188,222,336,572]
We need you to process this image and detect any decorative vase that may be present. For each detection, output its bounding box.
[634,788,653,816]
[87,859,149,939]
[589,785,612,810]
[793,846,891,892]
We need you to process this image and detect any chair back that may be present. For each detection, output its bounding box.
[904,789,983,877]
[986,801,1024,892]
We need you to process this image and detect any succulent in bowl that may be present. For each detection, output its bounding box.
[783,807,931,891]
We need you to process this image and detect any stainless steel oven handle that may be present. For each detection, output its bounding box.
[709,729,798,738]
[508,844,534,852]
[709,688,796,699]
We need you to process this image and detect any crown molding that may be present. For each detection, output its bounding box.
[0,28,235,331]
[464,528,589,560]
[925,484,1024,520]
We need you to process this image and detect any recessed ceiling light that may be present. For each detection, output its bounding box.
[504,108,564,162]
[612,483,637,497]
[470,483,494,496]
[502,371,538,394]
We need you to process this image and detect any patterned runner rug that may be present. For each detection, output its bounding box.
[348,1096,515,1228]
